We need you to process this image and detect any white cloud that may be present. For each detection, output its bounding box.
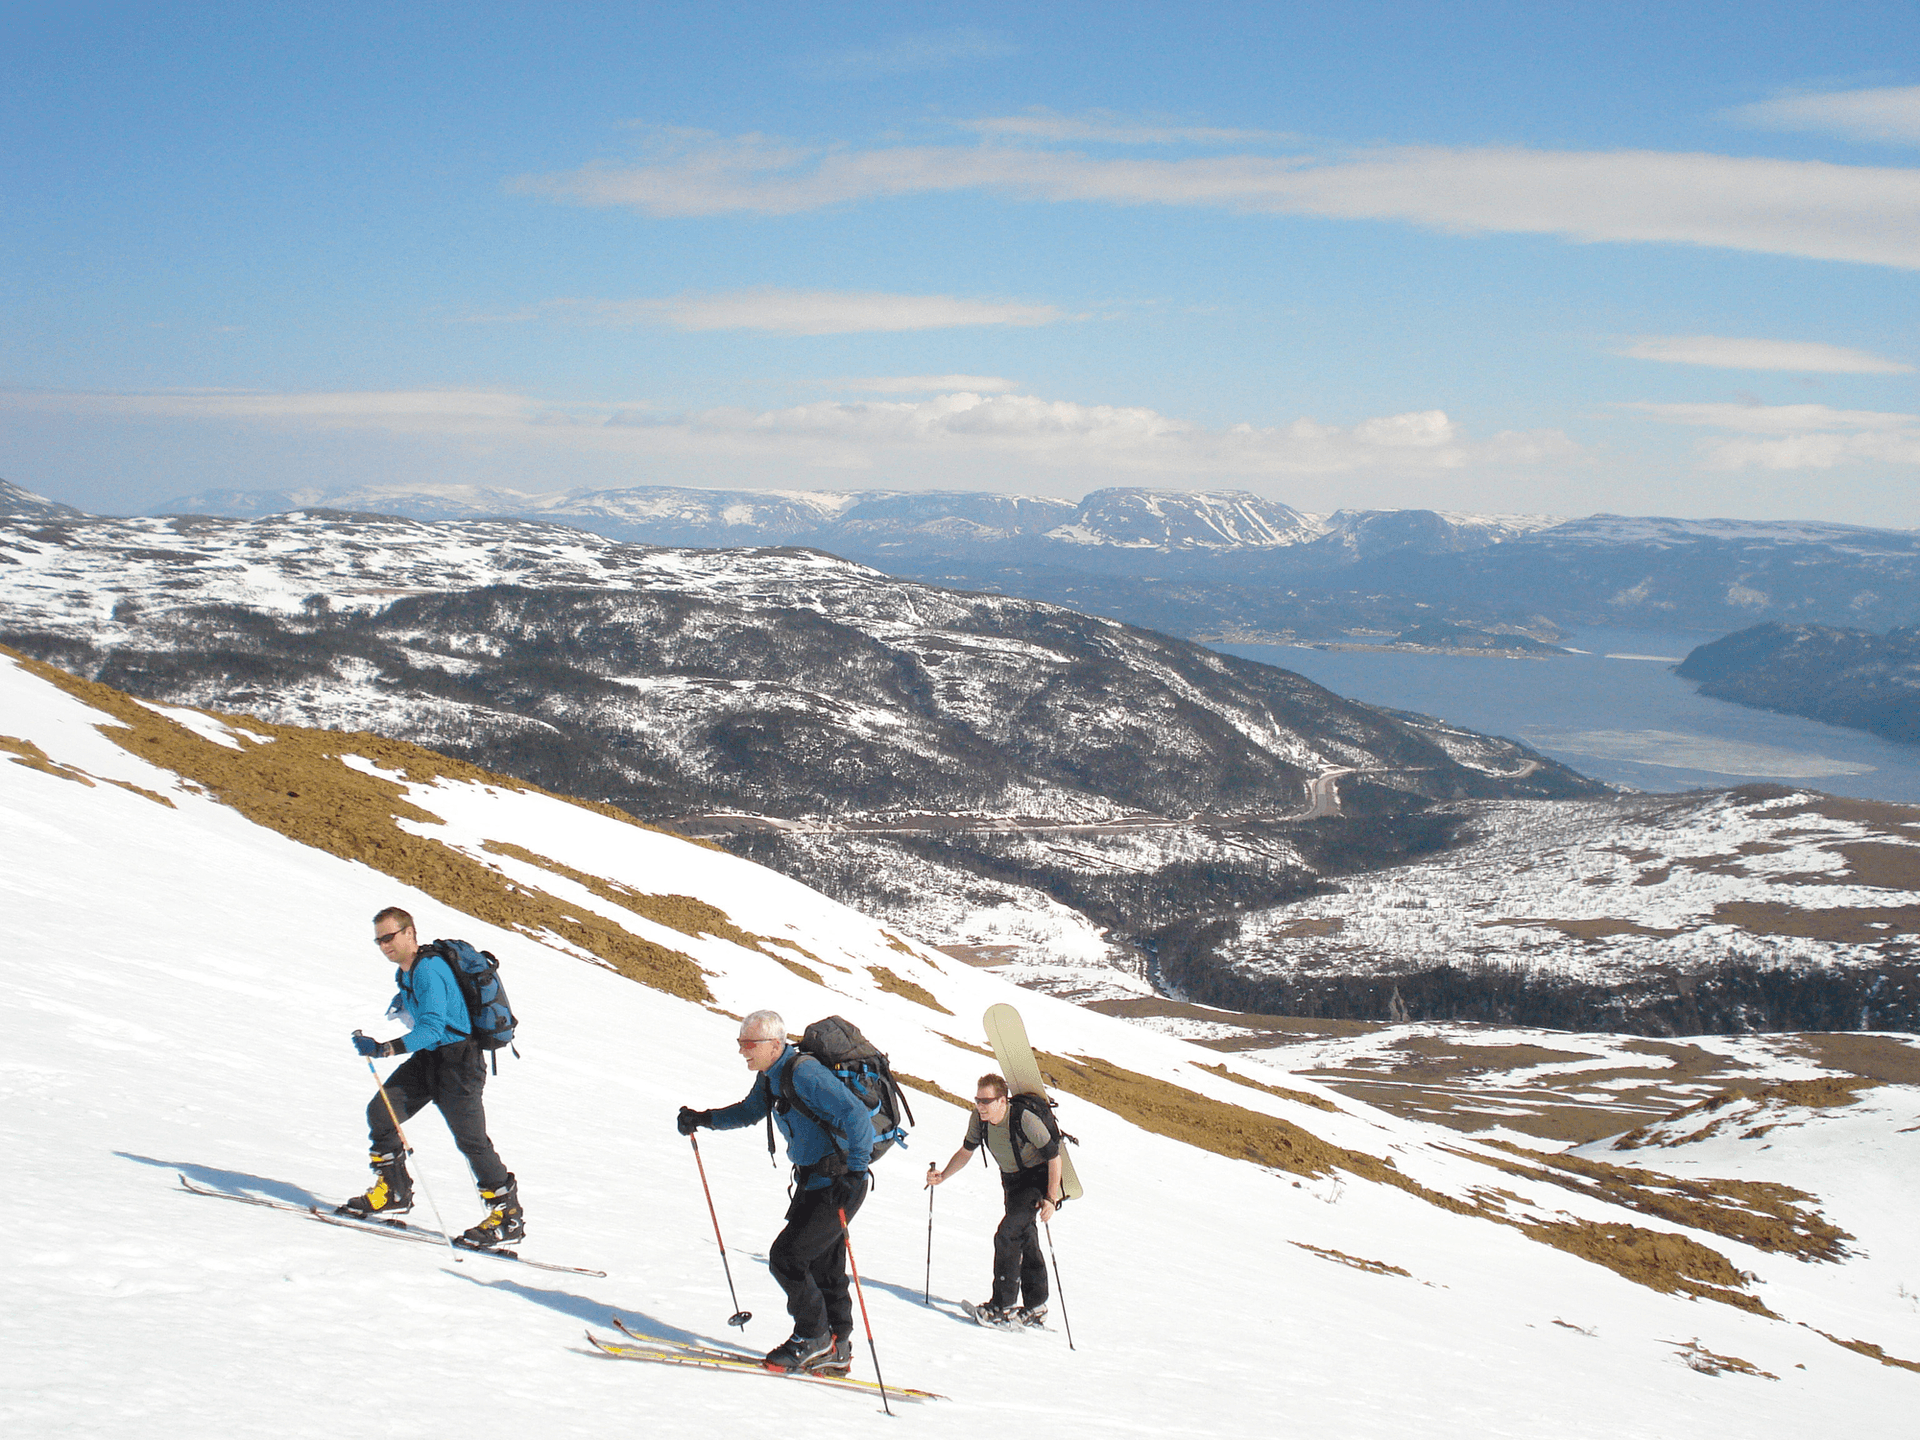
[1622,400,1920,471]
[1614,335,1914,374]
[1731,86,1920,146]
[0,386,1576,480]
[957,113,1296,146]
[528,289,1059,335]
[512,133,1920,269]
[830,375,1021,393]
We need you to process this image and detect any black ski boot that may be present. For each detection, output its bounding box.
[459,1174,525,1248]
[815,1335,855,1376]
[336,1151,413,1220]
[762,1331,834,1372]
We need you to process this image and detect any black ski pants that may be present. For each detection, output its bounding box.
[768,1172,868,1340]
[365,1040,511,1190]
[990,1166,1049,1310]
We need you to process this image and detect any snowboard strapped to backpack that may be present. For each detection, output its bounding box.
[423,939,519,1070]
[765,1015,914,1176]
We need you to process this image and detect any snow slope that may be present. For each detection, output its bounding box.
[4,649,1919,1438]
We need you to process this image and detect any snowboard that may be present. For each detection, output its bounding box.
[982,1003,1084,1201]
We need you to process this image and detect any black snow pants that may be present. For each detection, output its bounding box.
[366,1039,510,1190]
[990,1166,1050,1310]
[768,1172,869,1339]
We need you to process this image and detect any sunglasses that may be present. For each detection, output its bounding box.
[374,929,407,946]
[974,1095,1003,1106]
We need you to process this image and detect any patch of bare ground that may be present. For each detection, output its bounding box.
[1837,841,1920,889]
[9,648,712,1002]
[1805,1331,1920,1374]
[1032,1049,1769,1312]
[1614,1077,1881,1149]
[866,965,954,1014]
[3,732,176,806]
[1668,1339,1778,1380]
[894,1072,968,1110]
[933,1032,996,1059]
[1478,917,1690,940]
[1710,900,1918,943]
[1764,791,1920,839]
[1782,1032,1920,1085]
[1291,1242,1410,1277]
[1477,1139,1853,1262]
[1190,1060,1338,1112]
[1266,917,1346,938]
[937,944,1020,967]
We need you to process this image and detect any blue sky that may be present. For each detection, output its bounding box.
[3,0,1917,524]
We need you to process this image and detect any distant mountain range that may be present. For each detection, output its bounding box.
[0,485,1598,1013]
[143,478,1920,641]
[1678,623,1920,745]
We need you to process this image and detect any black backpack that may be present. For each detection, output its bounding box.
[421,939,519,1071]
[766,1016,915,1174]
[1005,1092,1065,1169]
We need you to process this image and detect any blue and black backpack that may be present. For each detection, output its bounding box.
[423,939,519,1070]
[766,1015,914,1174]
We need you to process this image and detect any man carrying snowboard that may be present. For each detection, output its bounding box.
[926,1072,1063,1326]
[337,907,524,1247]
[677,1010,875,1374]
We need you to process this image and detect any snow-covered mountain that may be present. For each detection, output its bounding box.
[1178,786,1920,1033]
[7,648,1918,1438]
[144,476,1920,636]
[0,498,1599,1010]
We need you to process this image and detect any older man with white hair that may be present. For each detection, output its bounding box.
[678,1010,876,1374]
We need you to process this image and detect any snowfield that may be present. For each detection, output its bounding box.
[4,648,1919,1438]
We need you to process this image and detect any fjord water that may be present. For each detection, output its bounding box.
[1218,626,1920,803]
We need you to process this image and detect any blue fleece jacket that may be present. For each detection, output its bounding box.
[388,950,470,1052]
[709,1046,875,1188]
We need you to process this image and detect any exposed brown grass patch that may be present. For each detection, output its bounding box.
[1785,1033,1920,1086]
[1804,1329,1920,1374]
[10,648,711,1002]
[1291,1242,1409,1277]
[867,966,954,1015]
[1520,1220,1769,1313]
[1669,1339,1778,1380]
[1192,1061,1338,1112]
[3,732,175,807]
[1479,917,1688,940]
[1837,841,1920,889]
[933,1032,996,1059]
[1478,1140,1852,1262]
[1614,1077,1880,1151]
[1267,916,1346,938]
[1713,900,1919,943]
[894,1071,969,1111]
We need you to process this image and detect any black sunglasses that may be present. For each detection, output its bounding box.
[374,929,407,945]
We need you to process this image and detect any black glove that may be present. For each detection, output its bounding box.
[351,1030,406,1058]
[677,1106,712,1136]
[830,1170,870,1209]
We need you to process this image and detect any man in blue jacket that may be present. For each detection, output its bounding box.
[678,1010,875,1373]
[337,906,523,1248]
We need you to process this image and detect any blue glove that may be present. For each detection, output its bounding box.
[352,1030,405,1058]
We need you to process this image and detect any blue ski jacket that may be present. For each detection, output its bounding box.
[388,950,471,1053]
[710,1046,875,1188]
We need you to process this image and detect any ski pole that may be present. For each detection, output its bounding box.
[365,1057,462,1263]
[839,1206,893,1417]
[923,1183,934,1305]
[689,1135,752,1328]
[1043,1221,1075,1351]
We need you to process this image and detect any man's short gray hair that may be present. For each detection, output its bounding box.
[740,1009,787,1042]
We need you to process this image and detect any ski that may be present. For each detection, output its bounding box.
[585,1330,945,1402]
[609,1318,853,1381]
[177,1174,607,1277]
[981,1003,1085,1200]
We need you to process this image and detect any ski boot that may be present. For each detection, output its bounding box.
[762,1331,834,1372]
[459,1174,525,1248]
[962,1300,1016,1328]
[1015,1304,1048,1328]
[815,1334,855,1377]
[336,1150,413,1220]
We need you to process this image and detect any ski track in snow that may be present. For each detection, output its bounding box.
[4,651,1920,1437]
